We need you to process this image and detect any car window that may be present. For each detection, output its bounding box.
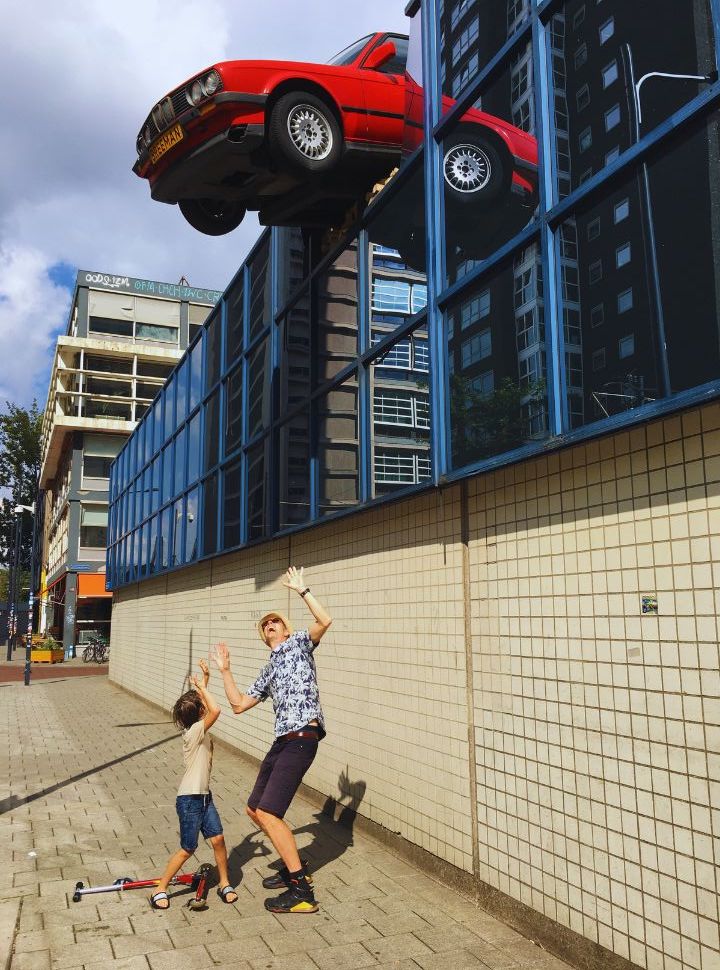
[327,35,374,66]
[370,35,409,75]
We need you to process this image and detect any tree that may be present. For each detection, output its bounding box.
[450,375,545,467]
[0,401,43,575]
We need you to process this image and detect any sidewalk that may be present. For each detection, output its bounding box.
[0,656,108,683]
[1,677,570,970]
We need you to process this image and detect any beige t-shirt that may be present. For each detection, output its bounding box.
[177,720,213,795]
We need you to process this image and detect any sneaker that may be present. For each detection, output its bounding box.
[264,880,318,914]
[262,860,312,890]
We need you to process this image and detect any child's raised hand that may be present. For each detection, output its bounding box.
[198,658,210,686]
[190,673,203,690]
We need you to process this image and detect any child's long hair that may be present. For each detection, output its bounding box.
[172,690,205,730]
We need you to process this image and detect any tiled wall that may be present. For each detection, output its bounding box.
[111,402,720,970]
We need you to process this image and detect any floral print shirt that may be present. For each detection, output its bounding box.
[247,630,326,738]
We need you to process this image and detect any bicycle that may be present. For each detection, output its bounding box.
[82,635,110,663]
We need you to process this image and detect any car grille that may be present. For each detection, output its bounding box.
[136,75,224,157]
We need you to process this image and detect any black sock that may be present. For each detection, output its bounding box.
[289,870,310,891]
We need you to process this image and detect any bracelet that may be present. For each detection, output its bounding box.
[300,587,310,598]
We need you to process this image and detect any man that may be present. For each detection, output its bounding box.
[212,565,332,914]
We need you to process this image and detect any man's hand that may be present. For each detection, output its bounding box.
[198,658,210,687]
[211,642,231,673]
[282,565,306,594]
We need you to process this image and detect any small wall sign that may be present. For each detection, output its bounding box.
[641,594,658,615]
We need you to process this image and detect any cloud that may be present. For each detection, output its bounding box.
[0,247,72,406]
[1,0,411,407]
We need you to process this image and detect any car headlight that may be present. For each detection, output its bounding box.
[187,80,204,106]
[161,98,174,124]
[203,71,221,96]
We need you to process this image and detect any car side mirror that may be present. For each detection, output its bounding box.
[364,41,397,72]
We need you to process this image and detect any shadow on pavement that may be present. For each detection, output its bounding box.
[0,733,176,816]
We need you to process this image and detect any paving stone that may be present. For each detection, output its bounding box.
[307,941,380,969]
[84,958,151,970]
[207,935,273,964]
[49,938,114,968]
[10,951,52,970]
[166,921,232,949]
[413,948,486,969]
[110,930,173,959]
[314,918,382,946]
[262,926,328,956]
[13,927,74,953]
[147,945,215,970]
[363,932,434,964]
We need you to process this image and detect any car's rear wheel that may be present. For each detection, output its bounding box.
[442,130,508,210]
[269,91,343,174]
[178,198,246,236]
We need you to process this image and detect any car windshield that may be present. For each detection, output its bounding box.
[327,35,373,66]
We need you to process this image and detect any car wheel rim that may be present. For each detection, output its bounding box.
[443,144,491,194]
[287,104,333,160]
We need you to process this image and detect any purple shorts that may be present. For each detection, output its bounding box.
[248,732,319,818]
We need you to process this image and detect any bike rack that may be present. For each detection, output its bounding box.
[72,863,212,910]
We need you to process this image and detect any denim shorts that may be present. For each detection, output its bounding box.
[176,793,223,852]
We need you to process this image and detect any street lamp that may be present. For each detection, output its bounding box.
[13,503,36,687]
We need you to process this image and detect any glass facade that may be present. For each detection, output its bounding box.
[108,0,720,588]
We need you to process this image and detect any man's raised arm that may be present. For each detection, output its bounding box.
[282,566,332,645]
[211,642,261,714]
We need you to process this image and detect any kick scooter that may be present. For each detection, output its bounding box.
[72,863,211,910]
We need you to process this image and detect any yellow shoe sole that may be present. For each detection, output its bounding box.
[265,899,319,914]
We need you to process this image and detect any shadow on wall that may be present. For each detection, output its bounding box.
[294,768,367,875]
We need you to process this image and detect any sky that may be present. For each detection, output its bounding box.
[0,0,409,410]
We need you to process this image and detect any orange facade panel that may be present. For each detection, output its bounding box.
[77,573,112,598]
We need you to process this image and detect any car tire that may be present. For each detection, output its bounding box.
[178,198,246,236]
[269,91,343,174]
[442,130,508,210]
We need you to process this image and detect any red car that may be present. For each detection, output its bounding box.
[133,32,538,235]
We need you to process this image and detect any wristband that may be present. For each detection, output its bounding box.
[300,587,310,598]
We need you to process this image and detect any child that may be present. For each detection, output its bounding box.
[149,659,238,909]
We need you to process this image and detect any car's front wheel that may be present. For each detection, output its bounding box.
[442,131,508,210]
[178,198,246,236]
[269,91,343,174]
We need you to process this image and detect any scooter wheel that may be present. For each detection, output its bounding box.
[72,893,81,903]
[75,882,84,890]
[186,898,207,911]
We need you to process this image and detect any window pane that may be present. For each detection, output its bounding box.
[558,111,720,430]
[189,335,203,411]
[173,428,186,498]
[160,505,171,569]
[368,159,427,291]
[187,412,201,484]
[247,339,271,438]
[175,358,189,426]
[222,460,242,549]
[277,411,311,529]
[438,0,530,106]
[279,292,311,413]
[225,365,243,456]
[441,58,540,286]
[552,0,715,199]
[225,275,244,369]
[171,498,184,566]
[204,390,220,472]
[163,377,175,442]
[136,323,178,343]
[313,245,359,387]
[317,376,360,516]
[277,227,308,309]
[247,440,270,540]
[185,488,199,563]
[447,249,549,469]
[205,312,222,391]
[202,474,218,556]
[162,443,173,503]
[248,237,272,341]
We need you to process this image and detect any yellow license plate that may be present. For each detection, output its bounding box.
[149,124,184,164]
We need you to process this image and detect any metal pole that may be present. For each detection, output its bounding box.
[24,496,38,687]
[5,509,17,660]
[10,513,22,653]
